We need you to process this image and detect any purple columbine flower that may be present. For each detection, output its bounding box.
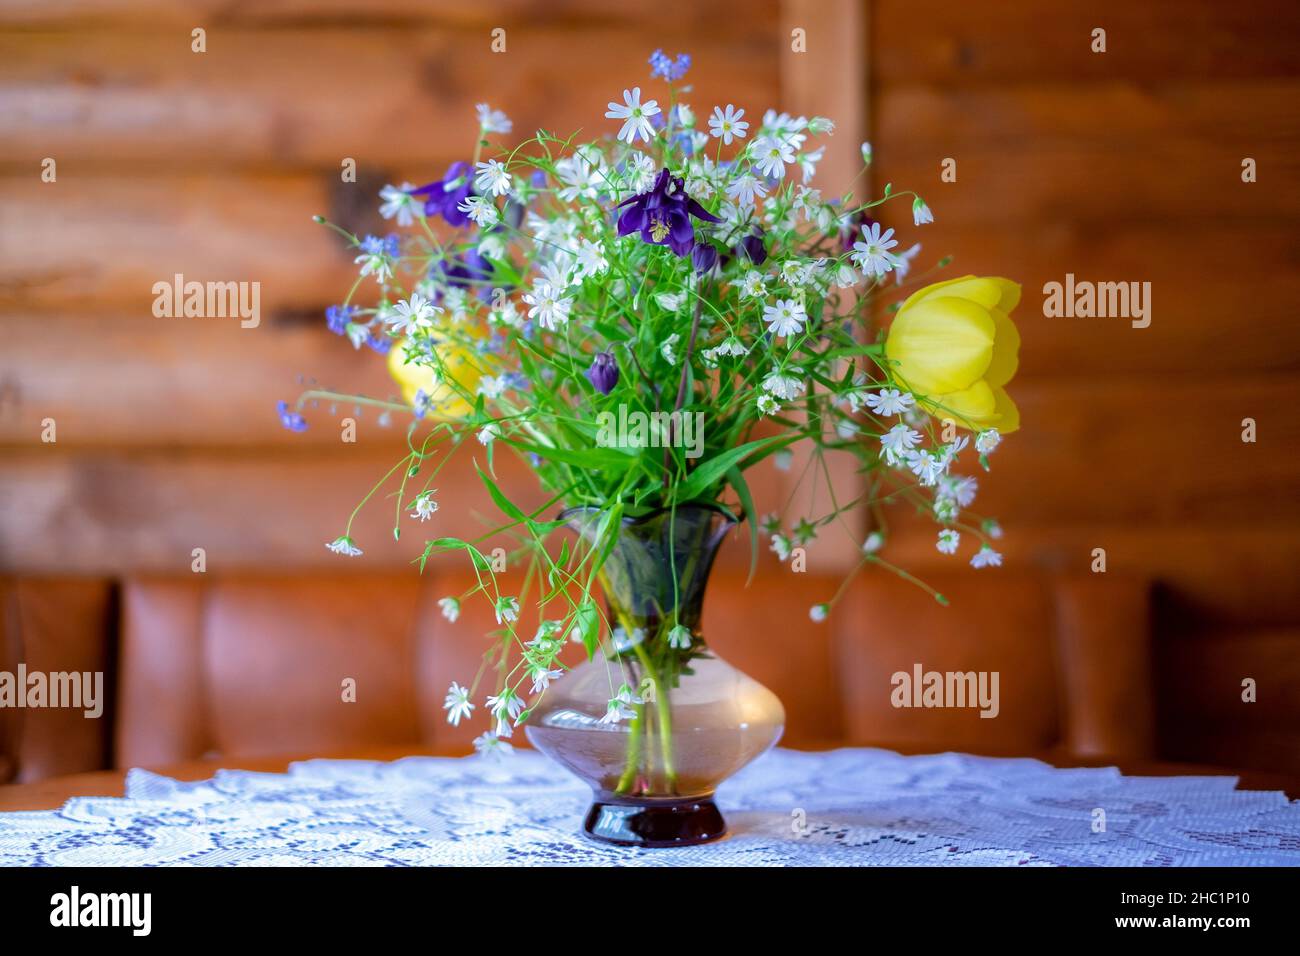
[737,227,768,266]
[691,242,719,275]
[616,168,722,257]
[586,351,620,395]
[276,400,308,433]
[410,162,475,227]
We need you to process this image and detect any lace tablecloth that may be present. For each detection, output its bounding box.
[2,748,1298,866]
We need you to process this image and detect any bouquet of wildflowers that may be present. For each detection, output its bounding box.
[284,50,1022,757]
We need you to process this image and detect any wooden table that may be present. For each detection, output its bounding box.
[1,745,1296,812]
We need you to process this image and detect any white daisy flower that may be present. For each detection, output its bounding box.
[751,135,795,179]
[879,423,923,465]
[905,448,946,486]
[865,388,915,417]
[474,159,512,197]
[708,104,749,145]
[912,197,934,226]
[457,194,499,227]
[477,423,500,446]
[763,298,808,338]
[522,281,573,330]
[851,221,900,278]
[473,732,513,759]
[598,683,643,724]
[725,171,766,208]
[762,370,804,400]
[476,103,512,134]
[444,682,475,725]
[605,87,660,144]
[770,533,792,561]
[379,182,418,226]
[740,270,767,299]
[410,491,439,522]
[757,393,780,416]
[976,429,1003,454]
[438,596,460,622]
[798,146,824,184]
[388,292,440,335]
[325,535,363,557]
[529,666,563,695]
[936,529,961,555]
[970,545,1003,569]
[494,596,520,624]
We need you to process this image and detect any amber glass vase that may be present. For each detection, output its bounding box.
[526,504,785,847]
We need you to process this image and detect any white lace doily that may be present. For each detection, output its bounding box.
[2,748,1297,866]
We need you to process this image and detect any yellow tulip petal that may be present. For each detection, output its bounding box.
[925,379,997,429]
[990,385,1020,434]
[902,275,1022,314]
[886,296,996,394]
[983,307,1021,388]
[387,338,482,420]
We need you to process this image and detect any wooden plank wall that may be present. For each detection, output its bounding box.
[1,1,1297,770]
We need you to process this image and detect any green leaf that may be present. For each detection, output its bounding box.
[675,434,798,502]
[475,461,526,522]
[726,465,760,586]
[574,600,600,660]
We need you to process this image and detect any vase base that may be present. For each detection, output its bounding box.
[583,796,727,848]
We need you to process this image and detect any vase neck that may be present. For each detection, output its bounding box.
[564,504,733,635]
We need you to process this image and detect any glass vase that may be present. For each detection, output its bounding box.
[526,503,785,847]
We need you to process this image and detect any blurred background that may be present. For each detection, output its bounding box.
[2,0,1298,785]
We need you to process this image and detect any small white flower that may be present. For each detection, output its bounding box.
[984,520,1004,540]
[970,545,1003,569]
[912,197,934,226]
[905,448,947,486]
[410,491,439,522]
[739,271,767,299]
[865,388,915,417]
[781,259,814,286]
[388,292,440,336]
[477,423,500,446]
[770,533,792,561]
[326,535,363,557]
[762,370,804,400]
[599,683,643,724]
[379,182,418,226]
[851,221,900,278]
[438,596,460,622]
[522,281,573,331]
[476,103,513,134]
[939,475,978,509]
[474,159,512,197]
[478,375,507,399]
[894,242,921,284]
[879,423,922,465]
[605,87,661,144]
[494,596,520,625]
[936,529,961,555]
[860,141,873,165]
[809,116,835,135]
[666,626,692,651]
[809,603,829,623]
[444,682,475,726]
[726,171,767,208]
[457,194,499,227]
[976,429,1003,454]
[751,135,795,179]
[529,666,563,695]
[757,393,780,416]
[624,151,657,194]
[862,531,884,554]
[763,298,808,338]
[836,419,860,439]
[660,333,681,365]
[654,291,685,312]
[473,732,513,759]
[574,239,609,280]
[708,104,749,145]
[799,146,825,185]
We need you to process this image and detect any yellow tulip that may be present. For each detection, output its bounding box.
[884,275,1021,433]
[386,335,486,421]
